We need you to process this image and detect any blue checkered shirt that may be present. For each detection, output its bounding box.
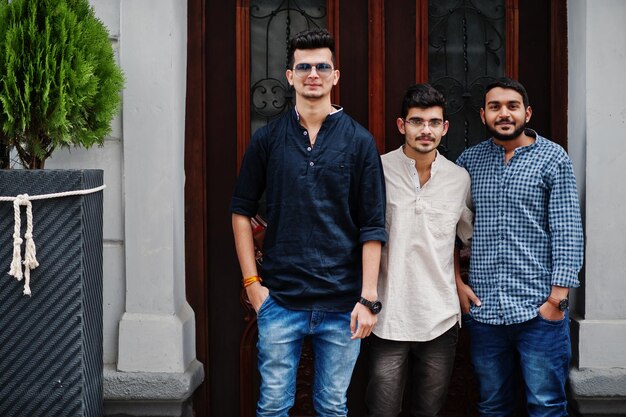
[456,131,583,325]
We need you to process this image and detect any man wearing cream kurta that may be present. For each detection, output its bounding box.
[366,84,473,417]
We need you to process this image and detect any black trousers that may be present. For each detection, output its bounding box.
[365,323,459,417]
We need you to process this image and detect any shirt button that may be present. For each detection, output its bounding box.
[307,146,312,151]
[309,161,314,166]
[303,131,308,136]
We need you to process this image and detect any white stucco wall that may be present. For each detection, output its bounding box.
[47,0,124,366]
[568,0,626,369]
[47,0,197,379]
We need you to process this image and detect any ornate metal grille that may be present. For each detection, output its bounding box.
[428,0,506,161]
[250,0,327,135]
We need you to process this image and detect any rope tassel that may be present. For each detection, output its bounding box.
[9,233,23,279]
[0,185,106,297]
[9,195,38,296]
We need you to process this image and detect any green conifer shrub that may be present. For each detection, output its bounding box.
[0,0,124,169]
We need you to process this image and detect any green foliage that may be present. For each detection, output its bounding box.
[0,0,124,168]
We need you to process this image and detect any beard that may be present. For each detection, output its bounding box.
[486,121,526,141]
[406,135,438,154]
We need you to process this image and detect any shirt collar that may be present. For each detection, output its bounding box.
[488,128,541,155]
[399,146,441,176]
[293,105,343,122]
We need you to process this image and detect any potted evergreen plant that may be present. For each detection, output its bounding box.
[0,0,123,169]
[0,0,123,415]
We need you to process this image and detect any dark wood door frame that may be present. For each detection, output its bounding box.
[183,1,569,416]
[368,0,385,152]
[185,0,208,414]
[550,0,568,145]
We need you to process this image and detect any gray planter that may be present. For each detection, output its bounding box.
[0,170,103,417]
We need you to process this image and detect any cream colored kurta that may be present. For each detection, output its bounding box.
[374,146,473,342]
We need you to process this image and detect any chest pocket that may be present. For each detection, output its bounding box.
[426,200,459,239]
[314,163,351,200]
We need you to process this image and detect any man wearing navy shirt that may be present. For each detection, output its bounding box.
[231,28,387,417]
[456,77,583,416]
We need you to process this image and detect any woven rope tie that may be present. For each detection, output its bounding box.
[9,194,38,295]
[1,185,106,296]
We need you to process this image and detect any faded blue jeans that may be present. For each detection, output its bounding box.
[256,295,360,417]
[464,310,571,417]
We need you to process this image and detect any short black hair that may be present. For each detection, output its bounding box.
[484,77,530,108]
[287,28,336,69]
[400,84,447,119]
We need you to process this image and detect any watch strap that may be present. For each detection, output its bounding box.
[359,297,374,309]
[358,297,382,314]
[548,296,568,311]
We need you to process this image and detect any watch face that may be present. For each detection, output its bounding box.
[559,299,569,311]
[371,301,382,314]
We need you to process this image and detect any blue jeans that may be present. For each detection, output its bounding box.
[464,311,571,417]
[256,295,360,417]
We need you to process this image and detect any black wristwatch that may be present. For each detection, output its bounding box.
[358,297,382,314]
[548,296,569,311]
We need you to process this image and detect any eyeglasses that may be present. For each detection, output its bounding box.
[293,63,334,78]
[402,118,445,129]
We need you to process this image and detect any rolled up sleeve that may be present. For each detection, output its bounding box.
[357,141,387,245]
[230,131,268,217]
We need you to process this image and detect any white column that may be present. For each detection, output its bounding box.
[117,0,195,373]
[568,0,626,367]
[568,1,626,413]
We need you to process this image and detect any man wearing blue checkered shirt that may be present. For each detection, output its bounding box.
[456,78,583,417]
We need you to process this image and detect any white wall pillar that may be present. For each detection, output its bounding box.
[568,0,626,414]
[569,0,626,367]
[47,1,204,414]
[117,0,195,374]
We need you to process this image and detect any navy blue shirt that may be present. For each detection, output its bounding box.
[231,107,387,312]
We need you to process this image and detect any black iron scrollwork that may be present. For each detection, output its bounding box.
[428,0,505,160]
[251,78,292,119]
[250,0,327,130]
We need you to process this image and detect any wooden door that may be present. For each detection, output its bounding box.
[184,0,568,416]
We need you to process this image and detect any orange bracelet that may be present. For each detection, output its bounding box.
[242,275,262,288]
